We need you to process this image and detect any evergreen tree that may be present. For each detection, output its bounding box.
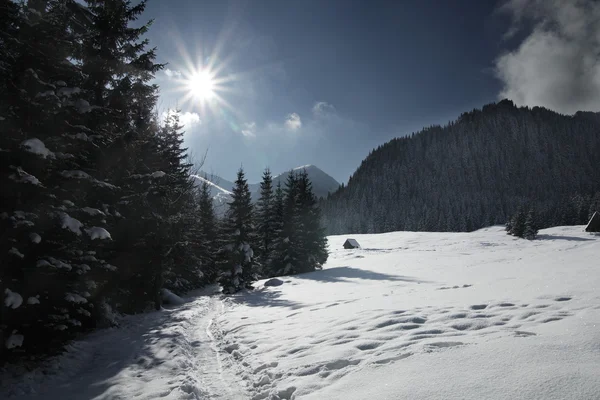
[276,171,301,275]
[296,169,329,272]
[0,0,121,358]
[219,168,256,293]
[267,182,286,277]
[197,178,219,282]
[322,101,600,234]
[507,208,527,238]
[523,208,538,240]
[256,168,275,274]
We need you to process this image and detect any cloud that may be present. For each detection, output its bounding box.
[241,122,257,137]
[164,68,182,79]
[284,113,302,131]
[495,0,600,114]
[162,110,201,128]
[179,112,201,127]
[312,101,336,117]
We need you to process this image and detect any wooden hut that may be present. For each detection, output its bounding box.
[585,211,600,233]
[343,238,360,249]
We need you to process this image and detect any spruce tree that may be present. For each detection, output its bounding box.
[256,168,275,274]
[197,178,219,282]
[267,182,286,277]
[508,208,527,238]
[523,208,539,240]
[219,168,257,293]
[296,170,329,272]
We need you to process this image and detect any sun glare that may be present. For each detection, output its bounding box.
[187,70,215,100]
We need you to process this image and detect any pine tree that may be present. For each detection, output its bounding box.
[296,169,329,272]
[523,208,538,240]
[256,168,275,274]
[276,171,301,275]
[219,168,257,293]
[0,0,121,358]
[508,208,527,238]
[267,182,286,277]
[197,178,219,282]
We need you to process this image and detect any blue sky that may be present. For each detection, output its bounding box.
[145,0,600,183]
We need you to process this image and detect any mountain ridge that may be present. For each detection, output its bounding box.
[194,165,340,213]
[321,99,600,234]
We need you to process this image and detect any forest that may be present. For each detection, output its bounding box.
[0,0,327,361]
[322,100,600,234]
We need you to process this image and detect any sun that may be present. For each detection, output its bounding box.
[187,70,215,100]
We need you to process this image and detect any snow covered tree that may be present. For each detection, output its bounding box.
[255,168,275,274]
[219,168,257,293]
[0,0,120,358]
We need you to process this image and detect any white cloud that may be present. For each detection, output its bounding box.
[312,101,336,117]
[179,112,201,128]
[161,110,201,128]
[284,113,302,131]
[495,0,600,114]
[164,68,182,79]
[241,122,257,137]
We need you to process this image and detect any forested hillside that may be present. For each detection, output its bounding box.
[322,100,600,234]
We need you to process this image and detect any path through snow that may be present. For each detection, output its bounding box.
[1,295,247,399]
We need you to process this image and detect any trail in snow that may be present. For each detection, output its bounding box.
[1,294,246,400]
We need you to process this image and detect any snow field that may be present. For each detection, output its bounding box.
[2,226,599,399]
[216,226,600,399]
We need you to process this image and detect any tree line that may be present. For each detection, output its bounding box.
[0,0,328,362]
[321,100,600,235]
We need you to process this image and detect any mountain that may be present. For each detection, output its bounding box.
[190,175,232,215]
[199,165,340,204]
[321,100,600,234]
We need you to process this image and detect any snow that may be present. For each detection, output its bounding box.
[73,99,91,113]
[60,213,82,235]
[4,289,23,309]
[60,170,90,179]
[29,233,41,244]
[27,297,40,305]
[9,167,41,186]
[64,293,87,304]
[36,257,72,271]
[3,226,600,400]
[150,171,166,178]
[8,247,24,258]
[85,227,111,240]
[56,87,81,97]
[81,207,105,216]
[5,333,24,350]
[216,225,600,400]
[20,139,54,159]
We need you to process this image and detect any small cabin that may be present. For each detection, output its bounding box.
[585,211,600,233]
[343,238,360,249]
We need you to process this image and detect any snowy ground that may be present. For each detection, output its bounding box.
[2,226,600,399]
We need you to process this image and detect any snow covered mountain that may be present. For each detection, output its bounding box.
[199,164,340,203]
[190,175,232,215]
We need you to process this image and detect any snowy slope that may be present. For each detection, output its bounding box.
[190,174,233,215]
[273,165,339,199]
[200,165,340,201]
[217,226,600,399]
[3,226,599,400]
